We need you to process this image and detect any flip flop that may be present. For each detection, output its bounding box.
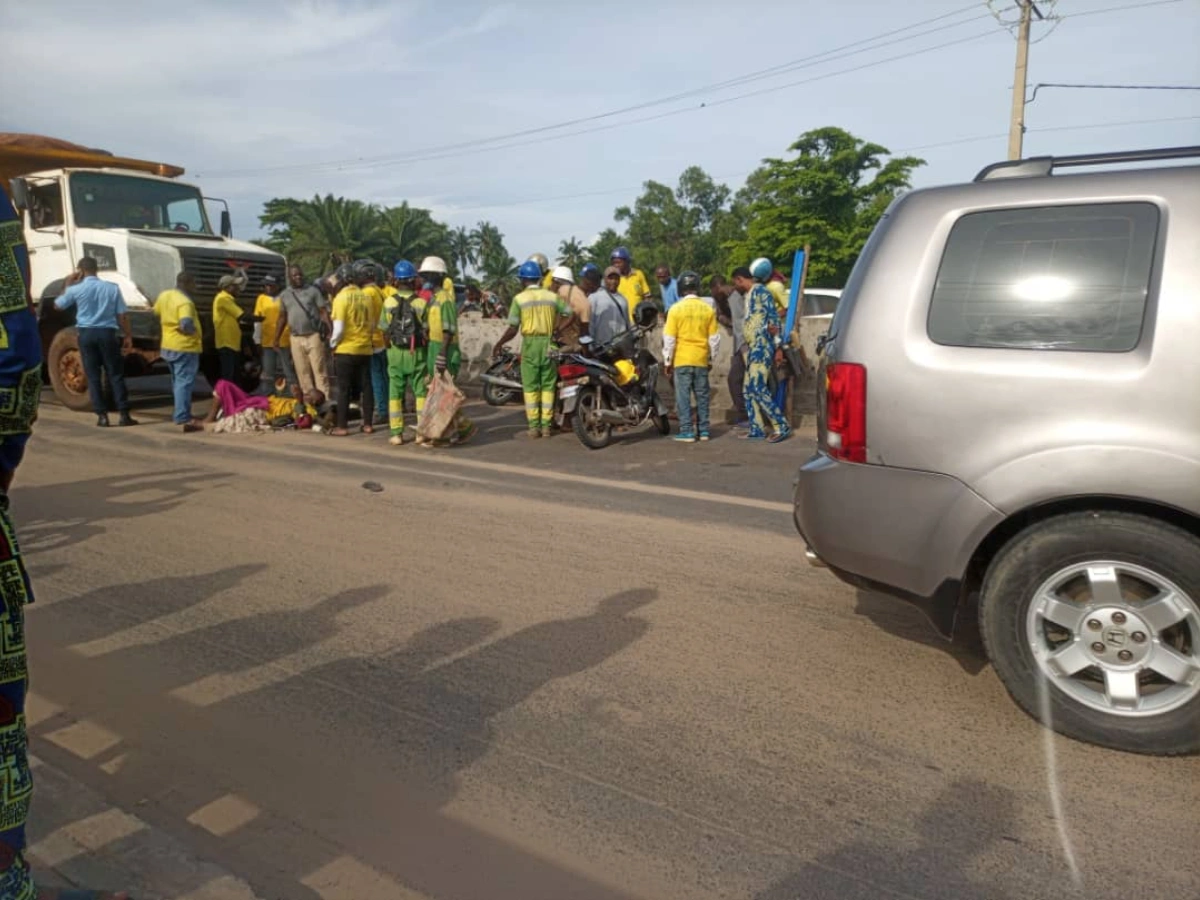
[767,430,792,444]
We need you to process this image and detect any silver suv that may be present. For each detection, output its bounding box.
[793,146,1200,755]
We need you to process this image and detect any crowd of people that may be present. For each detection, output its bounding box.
[59,243,795,446]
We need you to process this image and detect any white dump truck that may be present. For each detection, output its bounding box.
[0,134,285,409]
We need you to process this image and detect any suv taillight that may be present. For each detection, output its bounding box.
[825,363,867,463]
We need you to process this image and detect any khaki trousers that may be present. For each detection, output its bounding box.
[289,332,331,398]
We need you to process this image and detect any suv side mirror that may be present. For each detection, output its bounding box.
[7,178,29,211]
[219,210,232,238]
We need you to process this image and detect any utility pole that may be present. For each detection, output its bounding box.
[1007,0,1042,160]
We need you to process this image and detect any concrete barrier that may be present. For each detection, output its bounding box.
[455,310,831,425]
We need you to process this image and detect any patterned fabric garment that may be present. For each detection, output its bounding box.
[742,284,789,439]
[0,194,42,898]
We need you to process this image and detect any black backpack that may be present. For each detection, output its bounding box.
[386,295,426,349]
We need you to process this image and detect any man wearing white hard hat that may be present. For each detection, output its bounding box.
[419,256,475,444]
[550,265,589,352]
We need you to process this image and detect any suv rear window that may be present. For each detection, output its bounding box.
[928,202,1159,351]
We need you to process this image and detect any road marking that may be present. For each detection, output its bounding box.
[27,808,145,867]
[175,875,265,900]
[302,855,432,900]
[24,691,63,728]
[43,719,121,759]
[187,793,260,837]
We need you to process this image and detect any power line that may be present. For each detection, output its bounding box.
[428,114,1200,214]
[204,26,1005,180]
[1028,82,1200,103]
[199,3,1001,179]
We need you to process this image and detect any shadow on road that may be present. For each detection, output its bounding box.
[15,469,221,555]
[32,580,657,900]
[755,778,1020,900]
[853,590,988,676]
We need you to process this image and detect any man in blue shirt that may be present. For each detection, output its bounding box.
[54,257,138,426]
[656,265,679,313]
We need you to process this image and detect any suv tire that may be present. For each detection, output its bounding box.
[980,511,1200,755]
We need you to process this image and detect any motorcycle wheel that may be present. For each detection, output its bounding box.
[651,408,671,436]
[573,386,613,450]
[483,379,517,406]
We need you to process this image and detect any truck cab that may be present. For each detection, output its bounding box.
[3,135,285,408]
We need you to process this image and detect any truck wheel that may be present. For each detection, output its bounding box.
[980,511,1200,755]
[47,328,94,411]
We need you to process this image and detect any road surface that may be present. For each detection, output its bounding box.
[14,387,1200,900]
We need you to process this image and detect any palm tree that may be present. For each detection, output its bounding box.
[480,247,519,302]
[263,194,389,275]
[380,203,449,270]
[472,220,505,262]
[557,236,590,272]
[448,226,478,279]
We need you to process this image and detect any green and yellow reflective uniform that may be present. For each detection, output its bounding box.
[425,287,461,377]
[509,287,568,429]
[380,289,428,436]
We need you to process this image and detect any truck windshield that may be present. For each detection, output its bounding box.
[69,172,212,234]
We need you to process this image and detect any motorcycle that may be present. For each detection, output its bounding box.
[479,347,522,406]
[552,315,670,450]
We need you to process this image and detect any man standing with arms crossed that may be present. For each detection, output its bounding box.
[253,274,296,393]
[492,260,569,439]
[609,246,651,322]
[274,265,331,399]
[54,257,138,427]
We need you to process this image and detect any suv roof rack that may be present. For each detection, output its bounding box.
[974,145,1200,182]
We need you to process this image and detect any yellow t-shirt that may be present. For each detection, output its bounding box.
[508,287,568,337]
[425,288,457,345]
[332,286,375,355]
[664,295,719,368]
[254,293,289,348]
[154,289,202,354]
[382,285,398,299]
[766,280,789,314]
[361,284,385,350]
[212,291,243,351]
[618,269,651,320]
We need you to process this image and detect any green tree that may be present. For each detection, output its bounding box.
[613,166,737,278]
[259,194,390,275]
[449,225,479,279]
[556,236,589,272]
[583,228,625,269]
[730,126,924,287]
[474,222,518,301]
[380,202,450,272]
[472,220,505,261]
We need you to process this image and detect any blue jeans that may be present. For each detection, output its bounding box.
[674,365,711,436]
[370,352,388,422]
[163,350,200,424]
[259,345,297,393]
[77,327,129,414]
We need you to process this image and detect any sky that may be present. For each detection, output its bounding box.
[2,0,1197,266]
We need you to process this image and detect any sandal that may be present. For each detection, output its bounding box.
[767,430,792,444]
[328,428,350,437]
[736,431,765,441]
[360,425,374,434]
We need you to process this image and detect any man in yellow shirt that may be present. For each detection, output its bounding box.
[253,274,296,393]
[492,260,569,438]
[353,259,388,426]
[329,263,377,436]
[154,272,204,432]
[527,253,554,290]
[213,274,245,383]
[662,271,720,443]
[610,246,651,322]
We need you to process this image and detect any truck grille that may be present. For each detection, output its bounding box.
[179,249,287,317]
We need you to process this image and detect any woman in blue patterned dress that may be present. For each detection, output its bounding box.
[732,263,792,443]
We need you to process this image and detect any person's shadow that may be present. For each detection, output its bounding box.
[756,779,1022,900]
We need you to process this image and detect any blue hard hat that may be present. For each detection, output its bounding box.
[517,260,544,281]
[610,246,631,261]
[393,260,416,280]
[579,263,600,279]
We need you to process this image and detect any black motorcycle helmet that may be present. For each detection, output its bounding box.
[677,270,701,295]
[633,300,658,329]
[334,262,356,286]
[352,258,378,283]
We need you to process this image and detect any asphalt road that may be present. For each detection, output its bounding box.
[15,386,1200,900]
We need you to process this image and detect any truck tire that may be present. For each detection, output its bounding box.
[980,510,1200,755]
[46,327,94,411]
